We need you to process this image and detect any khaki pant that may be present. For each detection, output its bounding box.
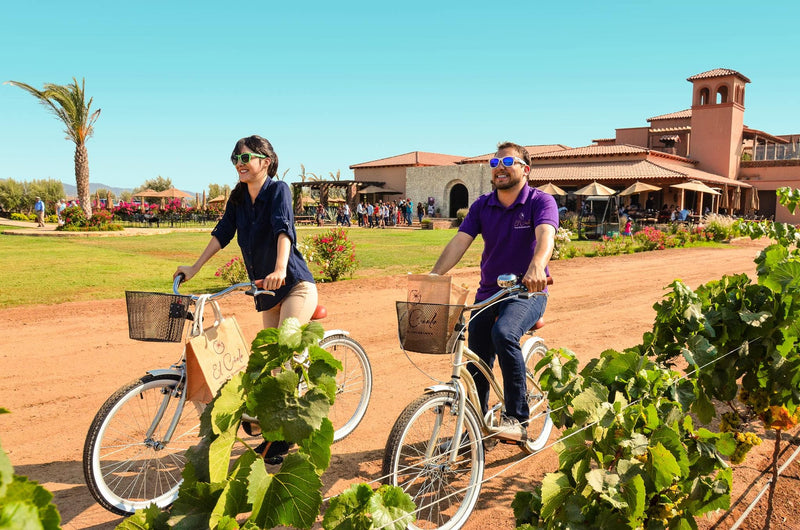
[260,281,318,329]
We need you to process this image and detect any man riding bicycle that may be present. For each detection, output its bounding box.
[430,141,558,442]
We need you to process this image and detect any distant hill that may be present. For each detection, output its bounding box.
[61,181,198,198]
[62,181,132,197]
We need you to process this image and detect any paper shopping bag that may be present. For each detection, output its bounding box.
[406,274,469,306]
[399,275,469,354]
[185,317,250,403]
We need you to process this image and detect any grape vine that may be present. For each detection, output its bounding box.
[514,188,800,529]
[119,318,414,530]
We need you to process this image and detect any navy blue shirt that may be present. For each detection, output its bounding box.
[211,178,315,311]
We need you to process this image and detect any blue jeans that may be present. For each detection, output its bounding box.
[467,294,547,422]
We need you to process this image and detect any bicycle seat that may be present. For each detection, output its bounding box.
[311,305,327,320]
[529,318,545,332]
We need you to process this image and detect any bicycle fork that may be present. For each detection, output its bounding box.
[144,368,189,450]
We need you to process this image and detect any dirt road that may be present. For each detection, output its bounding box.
[1,237,795,529]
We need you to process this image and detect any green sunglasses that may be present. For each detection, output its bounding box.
[231,153,267,165]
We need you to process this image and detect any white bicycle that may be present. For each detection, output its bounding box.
[83,277,372,516]
[382,274,554,529]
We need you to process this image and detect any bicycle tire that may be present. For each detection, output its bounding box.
[522,337,554,453]
[320,334,372,442]
[83,373,201,515]
[382,391,484,530]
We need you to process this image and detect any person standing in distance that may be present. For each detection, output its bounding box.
[34,196,45,227]
[429,142,558,442]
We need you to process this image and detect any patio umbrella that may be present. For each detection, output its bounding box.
[720,185,730,209]
[208,195,227,204]
[733,186,741,210]
[134,188,162,198]
[156,187,193,199]
[536,182,567,196]
[618,181,661,197]
[670,180,720,195]
[749,188,759,210]
[574,181,616,196]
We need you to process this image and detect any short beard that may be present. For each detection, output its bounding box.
[492,174,520,190]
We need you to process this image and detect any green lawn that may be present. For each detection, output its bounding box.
[0,227,482,308]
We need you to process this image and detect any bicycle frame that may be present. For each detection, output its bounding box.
[421,285,548,464]
[137,278,273,449]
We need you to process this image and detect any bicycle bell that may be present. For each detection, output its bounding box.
[497,274,518,288]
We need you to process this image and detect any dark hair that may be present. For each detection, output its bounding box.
[232,135,278,177]
[496,141,531,166]
[229,135,279,204]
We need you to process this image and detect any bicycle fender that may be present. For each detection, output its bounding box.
[424,384,457,395]
[521,336,546,355]
[146,368,183,378]
[322,329,350,339]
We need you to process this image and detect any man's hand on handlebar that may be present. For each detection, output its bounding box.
[521,265,549,293]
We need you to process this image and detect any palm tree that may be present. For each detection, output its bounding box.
[6,78,100,217]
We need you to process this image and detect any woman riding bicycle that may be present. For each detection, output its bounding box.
[175,134,317,459]
[429,141,558,442]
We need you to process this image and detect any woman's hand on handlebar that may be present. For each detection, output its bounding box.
[260,269,287,291]
[174,265,199,283]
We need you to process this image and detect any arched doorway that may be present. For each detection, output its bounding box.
[449,184,468,217]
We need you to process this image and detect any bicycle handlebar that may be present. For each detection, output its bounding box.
[172,274,274,301]
[464,275,552,312]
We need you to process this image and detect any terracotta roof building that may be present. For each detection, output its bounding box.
[346,68,799,222]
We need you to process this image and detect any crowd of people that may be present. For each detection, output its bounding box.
[324,198,430,228]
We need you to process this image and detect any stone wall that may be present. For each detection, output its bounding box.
[406,164,491,217]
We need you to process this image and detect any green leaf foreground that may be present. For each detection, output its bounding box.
[515,189,800,529]
[121,317,414,529]
[0,415,62,529]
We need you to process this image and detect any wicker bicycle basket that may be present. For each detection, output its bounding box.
[396,301,464,354]
[125,291,192,342]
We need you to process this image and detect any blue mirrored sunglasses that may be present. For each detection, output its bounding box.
[489,156,527,168]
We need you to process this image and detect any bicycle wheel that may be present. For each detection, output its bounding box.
[83,373,202,515]
[522,337,554,453]
[382,391,485,530]
[320,334,372,442]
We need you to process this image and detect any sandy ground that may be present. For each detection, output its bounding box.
[1,237,798,529]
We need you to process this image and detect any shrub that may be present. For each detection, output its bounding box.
[59,205,86,229]
[455,208,469,226]
[420,218,433,230]
[593,234,634,256]
[301,227,359,282]
[9,213,32,222]
[560,211,578,231]
[215,256,249,285]
[702,213,736,241]
[633,225,666,251]
[57,206,122,231]
[552,227,573,259]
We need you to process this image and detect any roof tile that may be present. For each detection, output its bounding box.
[687,68,751,83]
[350,151,464,169]
[647,109,692,121]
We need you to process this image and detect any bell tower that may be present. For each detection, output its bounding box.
[687,68,749,179]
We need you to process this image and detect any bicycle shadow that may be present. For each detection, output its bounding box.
[321,447,386,495]
[13,460,124,529]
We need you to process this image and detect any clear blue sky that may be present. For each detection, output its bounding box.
[2,0,798,194]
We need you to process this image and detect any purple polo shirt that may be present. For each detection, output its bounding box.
[459,185,559,301]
